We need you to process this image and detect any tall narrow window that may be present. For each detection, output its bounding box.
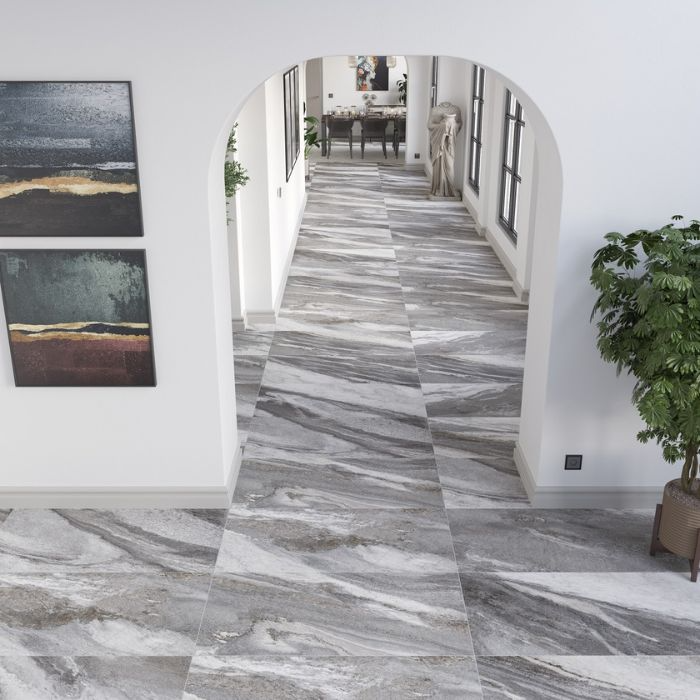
[283,65,300,181]
[498,89,524,240]
[430,56,439,108]
[468,65,485,194]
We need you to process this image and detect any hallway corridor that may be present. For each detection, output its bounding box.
[0,164,697,698]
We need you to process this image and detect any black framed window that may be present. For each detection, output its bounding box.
[430,56,439,108]
[468,65,485,194]
[498,89,524,240]
[283,65,300,181]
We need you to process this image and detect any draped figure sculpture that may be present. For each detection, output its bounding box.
[427,102,463,198]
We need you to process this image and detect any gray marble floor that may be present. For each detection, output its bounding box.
[0,163,697,698]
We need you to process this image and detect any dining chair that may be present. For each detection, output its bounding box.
[360,116,389,158]
[326,117,354,158]
[393,116,406,158]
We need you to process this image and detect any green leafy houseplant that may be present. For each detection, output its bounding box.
[304,116,321,158]
[590,216,700,496]
[224,123,249,199]
[396,73,407,105]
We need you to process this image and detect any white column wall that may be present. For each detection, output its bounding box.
[0,0,698,508]
[404,56,430,165]
[234,83,273,316]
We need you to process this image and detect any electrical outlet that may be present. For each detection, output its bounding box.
[414,153,420,159]
[328,93,333,98]
[564,454,582,470]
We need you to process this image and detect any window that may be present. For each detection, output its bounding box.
[498,89,524,240]
[283,65,300,181]
[468,65,485,194]
[430,56,439,108]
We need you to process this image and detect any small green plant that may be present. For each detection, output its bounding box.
[590,216,700,495]
[224,123,249,199]
[396,73,407,105]
[304,116,321,158]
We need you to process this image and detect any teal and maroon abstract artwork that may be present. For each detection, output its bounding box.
[0,250,155,386]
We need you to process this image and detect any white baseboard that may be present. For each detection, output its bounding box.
[513,442,661,509]
[231,316,247,331]
[0,442,243,509]
[512,278,530,305]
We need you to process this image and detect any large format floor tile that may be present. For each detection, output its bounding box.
[462,571,700,656]
[0,656,191,700]
[477,655,700,700]
[0,509,227,573]
[197,571,473,657]
[185,654,483,699]
[0,572,210,656]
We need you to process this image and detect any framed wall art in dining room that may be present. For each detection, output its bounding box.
[0,249,156,386]
[0,81,144,236]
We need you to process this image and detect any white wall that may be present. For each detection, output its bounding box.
[229,69,306,323]
[462,68,539,297]
[322,55,407,112]
[265,69,307,311]
[1,0,698,507]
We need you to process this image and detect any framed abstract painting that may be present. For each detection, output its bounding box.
[0,249,155,386]
[356,56,389,92]
[0,81,143,236]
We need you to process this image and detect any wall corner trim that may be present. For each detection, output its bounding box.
[513,442,662,509]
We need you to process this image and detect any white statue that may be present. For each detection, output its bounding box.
[427,102,463,198]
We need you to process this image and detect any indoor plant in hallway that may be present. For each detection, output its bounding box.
[591,216,700,581]
[304,115,321,179]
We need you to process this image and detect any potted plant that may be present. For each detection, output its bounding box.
[590,216,700,581]
[304,116,321,179]
[396,73,407,105]
[224,122,249,221]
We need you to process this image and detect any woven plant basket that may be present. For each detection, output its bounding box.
[659,479,700,559]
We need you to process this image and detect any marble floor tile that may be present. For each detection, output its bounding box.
[429,418,519,461]
[422,382,522,418]
[233,355,267,384]
[233,454,445,511]
[0,573,210,655]
[275,307,412,337]
[185,654,482,700]
[462,571,700,656]
[447,508,686,573]
[269,329,413,357]
[287,247,400,277]
[294,224,394,250]
[437,457,530,509]
[235,383,260,422]
[416,355,524,384]
[0,509,227,573]
[477,655,700,700]
[197,571,473,657]
[407,306,528,332]
[216,505,457,578]
[411,329,527,356]
[0,509,10,526]
[0,655,190,699]
[231,330,274,356]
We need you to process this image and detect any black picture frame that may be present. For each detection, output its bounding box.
[0,249,156,387]
[283,66,300,182]
[0,81,144,237]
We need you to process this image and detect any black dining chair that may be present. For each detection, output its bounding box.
[326,117,354,158]
[360,116,389,158]
[393,116,406,158]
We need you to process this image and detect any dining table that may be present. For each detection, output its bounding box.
[320,109,406,156]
